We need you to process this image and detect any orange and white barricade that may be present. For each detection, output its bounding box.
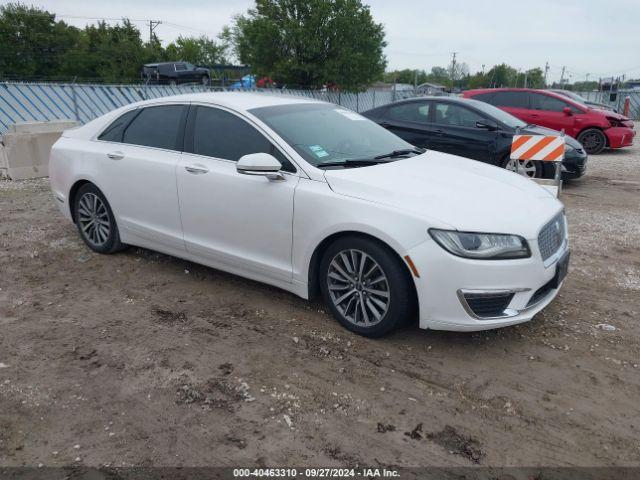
[510,133,566,197]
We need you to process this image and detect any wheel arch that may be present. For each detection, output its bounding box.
[68,179,109,223]
[307,230,418,310]
[577,126,609,147]
[68,179,93,222]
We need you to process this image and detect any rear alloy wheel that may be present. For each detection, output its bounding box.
[74,183,123,254]
[504,158,542,178]
[577,128,606,154]
[319,236,415,337]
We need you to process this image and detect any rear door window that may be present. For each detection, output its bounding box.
[470,92,495,104]
[122,105,187,151]
[385,102,431,123]
[491,91,529,108]
[433,103,484,128]
[188,106,296,172]
[530,93,580,112]
[98,109,139,142]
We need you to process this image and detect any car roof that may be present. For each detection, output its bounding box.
[144,62,183,67]
[134,91,324,112]
[371,95,472,107]
[464,88,586,108]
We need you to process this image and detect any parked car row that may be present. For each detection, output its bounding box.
[463,88,635,155]
[362,96,587,179]
[50,92,571,338]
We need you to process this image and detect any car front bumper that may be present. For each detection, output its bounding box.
[406,235,568,332]
[562,148,588,179]
[605,127,635,149]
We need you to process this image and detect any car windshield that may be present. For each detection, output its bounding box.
[249,103,414,167]
[464,98,527,129]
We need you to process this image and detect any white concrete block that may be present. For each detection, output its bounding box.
[0,120,78,180]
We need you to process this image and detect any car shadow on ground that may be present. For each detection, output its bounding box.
[118,245,531,352]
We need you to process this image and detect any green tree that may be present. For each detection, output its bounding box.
[227,0,386,90]
[0,3,80,79]
[568,81,598,91]
[524,67,544,88]
[76,20,147,82]
[425,66,450,85]
[484,63,519,88]
[165,35,228,66]
[382,69,428,85]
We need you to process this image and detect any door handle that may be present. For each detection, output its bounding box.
[380,121,390,128]
[434,129,445,136]
[185,165,209,175]
[107,151,124,160]
[530,114,539,118]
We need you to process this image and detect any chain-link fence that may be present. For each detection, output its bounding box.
[576,89,640,120]
[0,82,419,134]
[3,81,636,134]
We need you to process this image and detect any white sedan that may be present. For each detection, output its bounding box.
[49,92,569,337]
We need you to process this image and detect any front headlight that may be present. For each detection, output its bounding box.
[429,229,531,259]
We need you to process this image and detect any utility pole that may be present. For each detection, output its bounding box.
[544,61,549,87]
[559,66,566,89]
[148,20,162,44]
[450,52,458,91]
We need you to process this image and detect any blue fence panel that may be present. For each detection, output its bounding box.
[0,82,422,133]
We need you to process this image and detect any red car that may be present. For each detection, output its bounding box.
[462,88,635,154]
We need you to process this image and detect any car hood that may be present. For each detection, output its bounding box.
[323,151,563,239]
[520,125,583,149]
[587,107,629,121]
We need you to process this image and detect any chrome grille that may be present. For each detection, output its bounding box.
[538,213,566,261]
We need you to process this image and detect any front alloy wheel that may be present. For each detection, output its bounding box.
[504,158,542,178]
[577,128,606,154]
[327,249,390,327]
[319,236,415,337]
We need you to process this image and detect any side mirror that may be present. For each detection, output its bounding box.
[476,120,497,131]
[237,153,284,181]
[562,107,573,116]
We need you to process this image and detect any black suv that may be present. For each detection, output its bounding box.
[362,97,587,180]
[142,62,210,86]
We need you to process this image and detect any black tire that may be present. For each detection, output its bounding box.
[501,156,543,178]
[319,235,415,337]
[73,183,124,254]
[577,128,606,155]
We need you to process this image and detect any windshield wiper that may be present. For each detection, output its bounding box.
[374,148,424,160]
[316,158,396,168]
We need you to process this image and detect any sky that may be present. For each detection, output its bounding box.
[10,0,640,83]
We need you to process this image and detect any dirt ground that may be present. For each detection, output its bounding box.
[1,139,639,470]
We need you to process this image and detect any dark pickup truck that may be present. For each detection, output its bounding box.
[142,62,210,86]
